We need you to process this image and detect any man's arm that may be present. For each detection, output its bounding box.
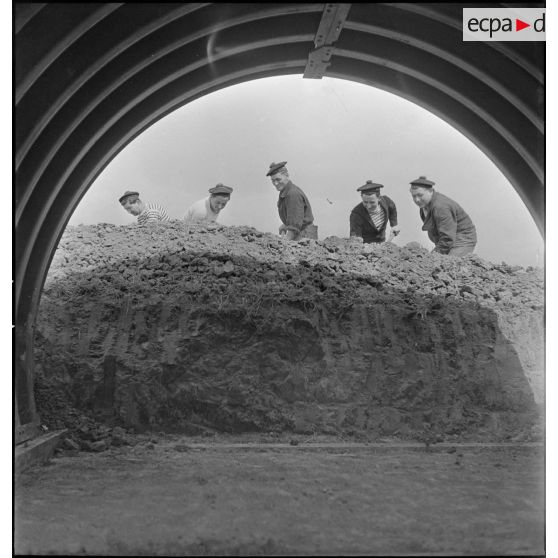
[349,210,364,238]
[184,199,206,223]
[183,206,194,223]
[432,207,457,253]
[384,197,400,236]
[385,196,398,227]
[283,191,306,233]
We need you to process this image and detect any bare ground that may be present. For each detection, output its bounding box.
[15,436,544,556]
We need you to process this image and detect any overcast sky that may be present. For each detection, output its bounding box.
[70,75,543,268]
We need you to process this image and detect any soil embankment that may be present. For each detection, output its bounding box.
[34,222,544,446]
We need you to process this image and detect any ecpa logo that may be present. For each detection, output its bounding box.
[463,8,545,41]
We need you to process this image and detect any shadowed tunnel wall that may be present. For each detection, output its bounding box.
[15,3,544,440]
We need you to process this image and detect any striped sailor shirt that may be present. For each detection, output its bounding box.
[368,205,386,230]
[349,196,398,243]
[136,202,171,225]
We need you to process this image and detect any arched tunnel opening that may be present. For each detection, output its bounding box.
[14,4,546,555]
[15,4,545,445]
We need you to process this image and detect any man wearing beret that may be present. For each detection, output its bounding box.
[183,183,233,224]
[119,191,170,224]
[349,180,400,243]
[409,176,477,255]
[266,161,315,241]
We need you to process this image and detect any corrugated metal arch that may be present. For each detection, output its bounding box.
[14,3,544,438]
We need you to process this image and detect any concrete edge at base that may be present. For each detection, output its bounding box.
[162,441,544,450]
[15,430,68,473]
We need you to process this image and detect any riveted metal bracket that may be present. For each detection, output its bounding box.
[304,46,335,79]
[304,3,351,79]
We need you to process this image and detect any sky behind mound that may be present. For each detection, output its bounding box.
[69,75,543,268]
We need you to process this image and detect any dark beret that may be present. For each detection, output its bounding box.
[410,176,435,187]
[119,190,139,203]
[208,183,233,196]
[266,161,287,176]
[357,180,384,193]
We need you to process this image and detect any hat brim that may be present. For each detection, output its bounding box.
[119,193,139,203]
[266,161,287,176]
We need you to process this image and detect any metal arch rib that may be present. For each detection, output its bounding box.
[15,4,124,104]
[15,4,209,169]
[341,20,543,134]
[14,3,46,34]
[387,2,543,83]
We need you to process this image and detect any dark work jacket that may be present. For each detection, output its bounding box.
[277,181,314,233]
[420,191,477,254]
[349,196,398,243]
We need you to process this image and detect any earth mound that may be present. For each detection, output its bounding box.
[34,221,544,443]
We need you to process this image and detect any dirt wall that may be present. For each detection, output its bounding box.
[34,222,544,442]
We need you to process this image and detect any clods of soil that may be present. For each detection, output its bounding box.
[34,222,544,446]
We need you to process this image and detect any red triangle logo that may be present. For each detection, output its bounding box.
[516,18,530,31]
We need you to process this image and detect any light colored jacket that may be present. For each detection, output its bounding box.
[183,197,219,223]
